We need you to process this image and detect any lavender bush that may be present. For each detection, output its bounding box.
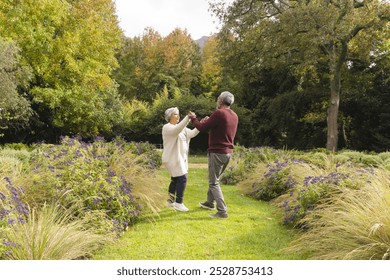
[27,137,163,235]
[0,137,164,259]
[221,145,295,185]
[237,146,390,229]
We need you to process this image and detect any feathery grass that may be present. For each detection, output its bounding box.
[286,168,390,259]
[2,204,112,260]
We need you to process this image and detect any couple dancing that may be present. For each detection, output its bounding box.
[161,91,238,218]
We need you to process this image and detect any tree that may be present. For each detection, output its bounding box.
[114,28,165,102]
[0,37,33,140]
[160,28,202,95]
[0,0,123,139]
[200,35,223,97]
[114,28,202,103]
[211,0,390,151]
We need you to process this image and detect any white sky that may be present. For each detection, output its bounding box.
[114,0,230,40]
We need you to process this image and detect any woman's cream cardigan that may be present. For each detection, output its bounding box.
[162,115,199,177]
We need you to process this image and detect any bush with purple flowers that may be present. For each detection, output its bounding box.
[0,137,164,259]
[236,146,390,229]
[249,160,296,201]
[280,171,353,226]
[0,176,29,257]
[221,145,295,185]
[24,137,163,236]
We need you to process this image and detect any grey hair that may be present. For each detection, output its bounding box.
[218,91,235,106]
[164,107,179,122]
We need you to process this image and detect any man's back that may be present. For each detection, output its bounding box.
[192,108,238,154]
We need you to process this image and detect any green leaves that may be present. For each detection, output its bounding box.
[114,28,202,102]
[0,0,123,138]
[0,37,33,136]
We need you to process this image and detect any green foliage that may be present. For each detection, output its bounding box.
[0,37,33,138]
[31,85,123,137]
[0,148,31,164]
[109,99,151,141]
[200,35,223,97]
[337,150,384,166]
[114,28,202,103]
[0,0,123,139]
[26,137,163,234]
[221,145,294,184]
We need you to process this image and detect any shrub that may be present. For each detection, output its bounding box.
[280,171,353,226]
[221,146,293,185]
[0,176,29,230]
[378,152,390,162]
[337,150,383,166]
[25,137,164,236]
[239,153,374,227]
[253,160,294,201]
[0,148,31,163]
[0,156,24,176]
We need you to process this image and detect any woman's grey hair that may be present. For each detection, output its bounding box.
[218,91,234,106]
[164,107,179,122]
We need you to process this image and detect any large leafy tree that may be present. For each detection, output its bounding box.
[0,37,33,139]
[114,28,202,103]
[160,28,202,95]
[0,0,123,139]
[200,35,223,97]
[212,0,389,151]
[341,37,390,151]
[115,28,165,102]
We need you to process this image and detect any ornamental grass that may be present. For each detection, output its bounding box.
[2,204,111,260]
[286,168,390,259]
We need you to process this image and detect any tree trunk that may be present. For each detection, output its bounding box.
[326,42,347,152]
[326,77,340,152]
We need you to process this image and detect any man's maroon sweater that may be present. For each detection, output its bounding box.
[190,108,238,154]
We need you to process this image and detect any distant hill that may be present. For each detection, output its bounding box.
[195,36,209,51]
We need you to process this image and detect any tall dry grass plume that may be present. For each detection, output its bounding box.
[286,168,390,259]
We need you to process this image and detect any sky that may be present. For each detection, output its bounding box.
[114,0,231,40]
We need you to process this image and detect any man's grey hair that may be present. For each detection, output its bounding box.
[218,91,234,106]
[164,107,179,122]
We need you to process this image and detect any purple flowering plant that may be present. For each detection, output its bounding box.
[251,159,298,201]
[0,177,28,228]
[27,137,159,237]
[221,145,292,185]
[0,176,29,258]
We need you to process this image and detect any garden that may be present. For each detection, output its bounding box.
[0,137,164,259]
[1,141,389,260]
[0,0,389,261]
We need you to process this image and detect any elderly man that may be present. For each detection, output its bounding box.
[188,91,238,218]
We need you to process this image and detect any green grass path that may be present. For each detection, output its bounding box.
[93,165,306,260]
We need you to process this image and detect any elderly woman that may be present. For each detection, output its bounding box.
[162,107,199,212]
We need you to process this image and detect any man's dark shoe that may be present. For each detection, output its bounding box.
[199,201,215,210]
[209,212,228,219]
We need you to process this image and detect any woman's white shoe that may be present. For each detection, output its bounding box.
[173,203,189,212]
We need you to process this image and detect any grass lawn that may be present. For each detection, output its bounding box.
[93,157,307,260]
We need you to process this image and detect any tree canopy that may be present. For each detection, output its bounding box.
[0,0,123,140]
[0,0,389,152]
[211,0,389,151]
